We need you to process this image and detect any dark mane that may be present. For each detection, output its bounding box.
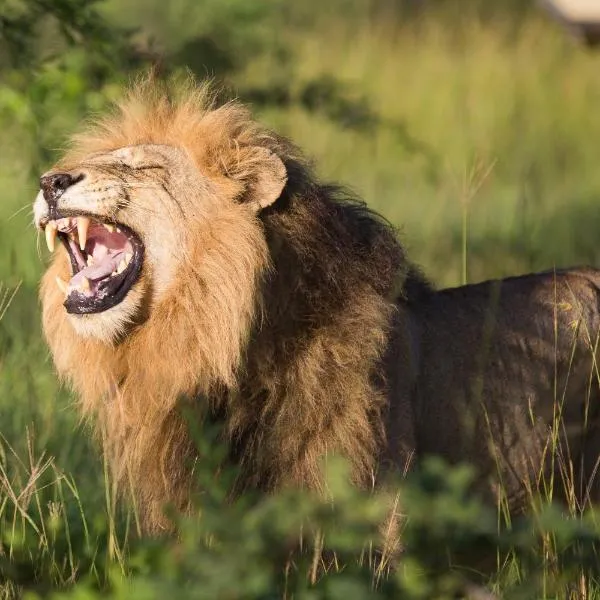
[223,152,429,493]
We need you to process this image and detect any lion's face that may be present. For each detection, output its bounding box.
[34,142,286,343]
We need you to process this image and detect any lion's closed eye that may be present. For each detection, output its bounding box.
[129,164,164,171]
[112,160,165,172]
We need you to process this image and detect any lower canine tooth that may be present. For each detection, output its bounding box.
[87,255,94,266]
[55,276,68,295]
[80,277,90,292]
[116,259,127,274]
[125,252,133,264]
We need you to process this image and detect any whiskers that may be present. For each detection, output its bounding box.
[0,281,22,321]
[7,203,45,261]
[36,229,43,261]
[8,203,34,222]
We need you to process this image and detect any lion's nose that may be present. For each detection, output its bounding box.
[39,172,83,204]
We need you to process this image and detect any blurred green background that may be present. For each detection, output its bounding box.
[2,0,600,597]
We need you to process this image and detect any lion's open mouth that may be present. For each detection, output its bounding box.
[44,216,144,314]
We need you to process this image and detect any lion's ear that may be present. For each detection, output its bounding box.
[245,147,287,211]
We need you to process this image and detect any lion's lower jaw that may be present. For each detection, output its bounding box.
[67,285,145,344]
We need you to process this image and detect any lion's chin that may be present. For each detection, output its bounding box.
[67,282,146,344]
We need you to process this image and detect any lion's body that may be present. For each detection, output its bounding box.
[37,80,600,533]
[404,268,600,513]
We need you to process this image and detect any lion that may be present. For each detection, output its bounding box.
[34,78,600,534]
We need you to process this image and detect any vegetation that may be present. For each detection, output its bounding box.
[1,0,600,597]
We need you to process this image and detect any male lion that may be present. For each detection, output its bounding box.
[34,79,600,533]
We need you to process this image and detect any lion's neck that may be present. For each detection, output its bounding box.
[221,187,409,492]
[226,287,395,493]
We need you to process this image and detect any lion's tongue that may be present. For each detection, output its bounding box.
[66,223,134,294]
[69,252,125,293]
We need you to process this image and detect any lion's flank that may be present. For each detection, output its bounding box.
[42,77,426,532]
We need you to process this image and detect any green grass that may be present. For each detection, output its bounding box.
[256,14,600,285]
[2,2,600,597]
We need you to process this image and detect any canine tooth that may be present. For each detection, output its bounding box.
[55,276,68,295]
[105,224,115,233]
[116,259,127,274]
[45,222,57,252]
[79,277,90,292]
[86,255,94,266]
[77,217,90,251]
[125,252,133,264]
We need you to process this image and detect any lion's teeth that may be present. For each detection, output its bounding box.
[86,255,94,266]
[116,259,127,274]
[125,252,133,264]
[77,217,90,251]
[105,224,115,233]
[45,221,57,252]
[55,276,68,295]
[65,278,90,295]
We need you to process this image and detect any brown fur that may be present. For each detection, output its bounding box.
[410,268,600,514]
[38,78,600,535]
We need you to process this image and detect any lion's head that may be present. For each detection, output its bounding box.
[35,83,287,347]
[35,78,412,531]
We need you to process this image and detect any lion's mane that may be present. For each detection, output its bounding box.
[41,80,425,531]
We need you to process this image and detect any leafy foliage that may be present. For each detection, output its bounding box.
[2,446,600,599]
